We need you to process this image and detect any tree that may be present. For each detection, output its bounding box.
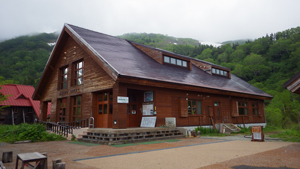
[196,48,212,60]
[0,76,8,111]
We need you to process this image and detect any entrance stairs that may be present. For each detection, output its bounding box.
[78,127,185,145]
[223,123,241,133]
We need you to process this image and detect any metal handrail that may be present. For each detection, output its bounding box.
[58,118,89,129]
[89,117,94,129]
[37,119,73,137]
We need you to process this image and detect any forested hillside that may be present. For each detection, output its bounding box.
[0,27,300,129]
[0,33,57,85]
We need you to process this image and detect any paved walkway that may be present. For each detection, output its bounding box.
[76,140,293,169]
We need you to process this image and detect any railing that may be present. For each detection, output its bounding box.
[58,118,89,129]
[37,120,73,137]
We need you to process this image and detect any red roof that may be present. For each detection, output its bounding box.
[0,84,51,118]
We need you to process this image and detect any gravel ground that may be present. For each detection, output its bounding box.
[0,136,298,169]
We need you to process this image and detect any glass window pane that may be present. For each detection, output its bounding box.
[239,108,244,115]
[127,105,130,114]
[188,101,191,114]
[99,94,103,102]
[63,82,67,89]
[98,105,102,114]
[224,71,227,76]
[78,61,82,69]
[77,107,81,115]
[132,94,137,102]
[104,93,108,101]
[104,104,107,114]
[64,68,68,74]
[214,102,219,106]
[78,69,82,77]
[182,61,187,67]
[177,59,182,66]
[109,92,113,101]
[216,69,220,74]
[64,75,67,81]
[197,101,201,114]
[212,68,216,74]
[164,56,170,63]
[170,58,176,64]
[220,70,224,75]
[73,107,76,115]
[77,96,81,105]
[245,108,248,115]
[78,78,82,85]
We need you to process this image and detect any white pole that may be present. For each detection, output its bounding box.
[23,108,25,123]
[12,108,14,125]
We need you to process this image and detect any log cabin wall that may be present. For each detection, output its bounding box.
[131,43,163,64]
[40,35,115,123]
[121,83,266,127]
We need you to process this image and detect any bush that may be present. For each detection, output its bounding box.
[194,126,219,135]
[0,123,66,143]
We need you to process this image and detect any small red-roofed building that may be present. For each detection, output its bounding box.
[0,84,50,125]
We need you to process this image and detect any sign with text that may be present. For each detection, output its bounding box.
[117,96,129,103]
[251,126,264,142]
[142,103,154,115]
[140,117,156,127]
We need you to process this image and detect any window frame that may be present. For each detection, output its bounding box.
[72,95,82,121]
[59,66,68,90]
[163,55,188,68]
[252,103,259,115]
[212,67,229,78]
[238,102,248,116]
[72,59,84,86]
[187,99,202,116]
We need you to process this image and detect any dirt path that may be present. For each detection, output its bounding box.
[0,137,299,169]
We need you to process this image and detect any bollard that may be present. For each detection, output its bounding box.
[52,158,62,169]
[2,151,13,163]
[55,162,66,169]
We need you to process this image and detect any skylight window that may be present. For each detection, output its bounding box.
[164,55,188,68]
[212,67,228,77]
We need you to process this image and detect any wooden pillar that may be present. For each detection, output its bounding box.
[40,102,48,121]
[112,82,127,129]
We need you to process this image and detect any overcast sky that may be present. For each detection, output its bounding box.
[1,0,300,43]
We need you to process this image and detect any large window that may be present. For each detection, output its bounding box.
[73,60,83,86]
[188,100,202,115]
[72,95,81,121]
[212,67,228,77]
[252,103,258,115]
[59,67,68,89]
[58,98,67,122]
[164,56,188,68]
[238,102,248,115]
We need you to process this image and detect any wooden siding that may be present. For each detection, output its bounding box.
[119,83,266,127]
[131,43,163,64]
[40,36,115,122]
[191,60,212,75]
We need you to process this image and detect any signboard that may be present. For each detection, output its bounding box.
[117,96,129,103]
[142,103,154,115]
[165,117,176,127]
[251,126,264,142]
[144,91,153,102]
[140,117,157,127]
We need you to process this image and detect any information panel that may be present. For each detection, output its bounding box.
[140,117,157,127]
[251,126,264,142]
[142,103,154,116]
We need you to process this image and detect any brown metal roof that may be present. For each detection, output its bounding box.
[65,24,272,98]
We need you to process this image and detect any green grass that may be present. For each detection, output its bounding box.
[67,141,100,146]
[268,129,300,142]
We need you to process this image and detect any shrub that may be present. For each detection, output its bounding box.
[194,126,219,135]
[0,123,66,143]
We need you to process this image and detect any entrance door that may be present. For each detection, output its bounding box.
[213,102,222,123]
[127,92,139,127]
[97,92,113,128]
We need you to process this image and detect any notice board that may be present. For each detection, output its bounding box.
[142,103,154,116]
[251,126,264,142]
[140,117,156,127]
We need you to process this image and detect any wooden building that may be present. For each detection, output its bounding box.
[284,71,300,95]
[32,24,272,129]
[0,84,47,125]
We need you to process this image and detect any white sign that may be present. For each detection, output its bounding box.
[117,96,129,103]
[253,132,262,140]
[140,117,156,127]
